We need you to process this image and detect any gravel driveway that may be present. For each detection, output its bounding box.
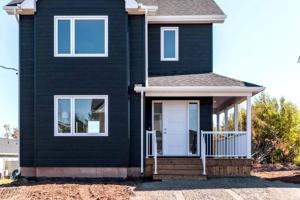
[131,177,300,200]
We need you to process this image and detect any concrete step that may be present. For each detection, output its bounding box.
[153,174,207,181]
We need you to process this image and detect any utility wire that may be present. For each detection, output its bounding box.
[0,65,18,72]
[0,65,18,75]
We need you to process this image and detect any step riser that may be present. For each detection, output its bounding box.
[158,170,203,175]
[158,165,202,170]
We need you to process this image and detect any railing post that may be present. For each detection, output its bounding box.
[246,96,252,159]
[146,131,149,158]
[201,131,207,175]
[153,132,158,174]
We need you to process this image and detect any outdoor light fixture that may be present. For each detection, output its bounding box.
[0,65,18,75]
[298,56,300,63]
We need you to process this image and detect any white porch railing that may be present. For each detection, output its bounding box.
[146,130,158,174]
[200,131,248,176]
[201,131,248,158]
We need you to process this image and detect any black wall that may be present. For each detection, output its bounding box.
[148,24,213,76]
[19,15,35,167]
[128,15,145,167]
[20,0,131,167]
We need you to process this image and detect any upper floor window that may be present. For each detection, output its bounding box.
[161,27,179,61]
[54,16,108,57]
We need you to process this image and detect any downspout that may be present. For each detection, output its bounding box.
[140,90,144,174]
[14,7,21,178]
[145,9,149,87]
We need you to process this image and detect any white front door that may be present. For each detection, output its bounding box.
[162,101,188,156]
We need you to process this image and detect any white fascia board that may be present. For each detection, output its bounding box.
[134,86,265,97]
[148,15,226,24]
[3,0,36,15]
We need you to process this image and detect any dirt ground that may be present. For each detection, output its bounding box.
[1,165,300,200]
[252,163,300,184]
[0,180,134,200]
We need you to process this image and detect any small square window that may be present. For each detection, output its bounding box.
[54,16,108,57]
[161,27,179,61]
[54,95,108,137]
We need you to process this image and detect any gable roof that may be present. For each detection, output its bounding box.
[136,0,224,16]
[148,73,262,87]
[5,0,225,22]
[5,0,24,6]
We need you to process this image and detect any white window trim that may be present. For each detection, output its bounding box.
[160,27,179,61]
[54,16,109,57]
[54,95,109,137]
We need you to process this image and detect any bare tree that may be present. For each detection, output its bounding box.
[3,124,11,139]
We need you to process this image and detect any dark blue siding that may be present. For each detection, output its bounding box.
[128,15,145,167]
[19,15,35,167]
[31,0,129,167]
[148,24,213,76]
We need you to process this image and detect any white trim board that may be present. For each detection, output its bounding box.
[160,27,179,61]
[54,16,108,57]
[148,15,226,24]
[135,86,265,97]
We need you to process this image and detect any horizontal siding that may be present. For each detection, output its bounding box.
[19,15,35,167]
[148,24,213,75]
[32,0,129,167]
[128,15,145,167]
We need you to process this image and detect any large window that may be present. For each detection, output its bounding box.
[54,95,108,136]
[161,27,179,61]
[54,16,108,57]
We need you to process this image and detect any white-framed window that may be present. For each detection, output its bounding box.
[54,95,108,136]
[161,27,179,61]
[54,16,108,57]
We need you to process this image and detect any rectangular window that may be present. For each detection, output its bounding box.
[161,27,179,61]
[54,95,108,136]
[188,102,199,155]
[54,16,108,57]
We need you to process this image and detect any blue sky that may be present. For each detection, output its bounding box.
[0,0,300,134]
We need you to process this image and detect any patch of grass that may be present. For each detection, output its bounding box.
[0,179,13,185]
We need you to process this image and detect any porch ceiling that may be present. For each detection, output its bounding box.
[213,96,245,114]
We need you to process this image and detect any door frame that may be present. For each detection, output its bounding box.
[151,100,200,157]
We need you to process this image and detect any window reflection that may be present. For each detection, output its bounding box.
[154,103,163,155]
[57,99,71,133]
[189,103,198,154]
[75,99,105,133]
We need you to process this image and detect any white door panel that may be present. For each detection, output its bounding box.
[163,101,188,156]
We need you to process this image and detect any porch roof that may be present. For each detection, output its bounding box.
[148,73,261,88]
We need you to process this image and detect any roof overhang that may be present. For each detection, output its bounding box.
[3,0,36,15]
[147,15,226,24]
[134,86,265,97]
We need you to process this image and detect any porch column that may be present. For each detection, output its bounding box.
[140,91,144,173]
[224,110,228,131]
[234,104,239,132]
[216,113,220,131]
[246,96,252,159]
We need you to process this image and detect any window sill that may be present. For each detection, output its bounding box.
[54,133,108,137]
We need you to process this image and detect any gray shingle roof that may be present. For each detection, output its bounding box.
[148,73,261,87]
[136,0,224,16]
[5,0,24,6]
[6,0,225,16]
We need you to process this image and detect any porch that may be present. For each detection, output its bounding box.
[134,73,264,179]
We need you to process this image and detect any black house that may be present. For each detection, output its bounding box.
[4,0,264,179]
